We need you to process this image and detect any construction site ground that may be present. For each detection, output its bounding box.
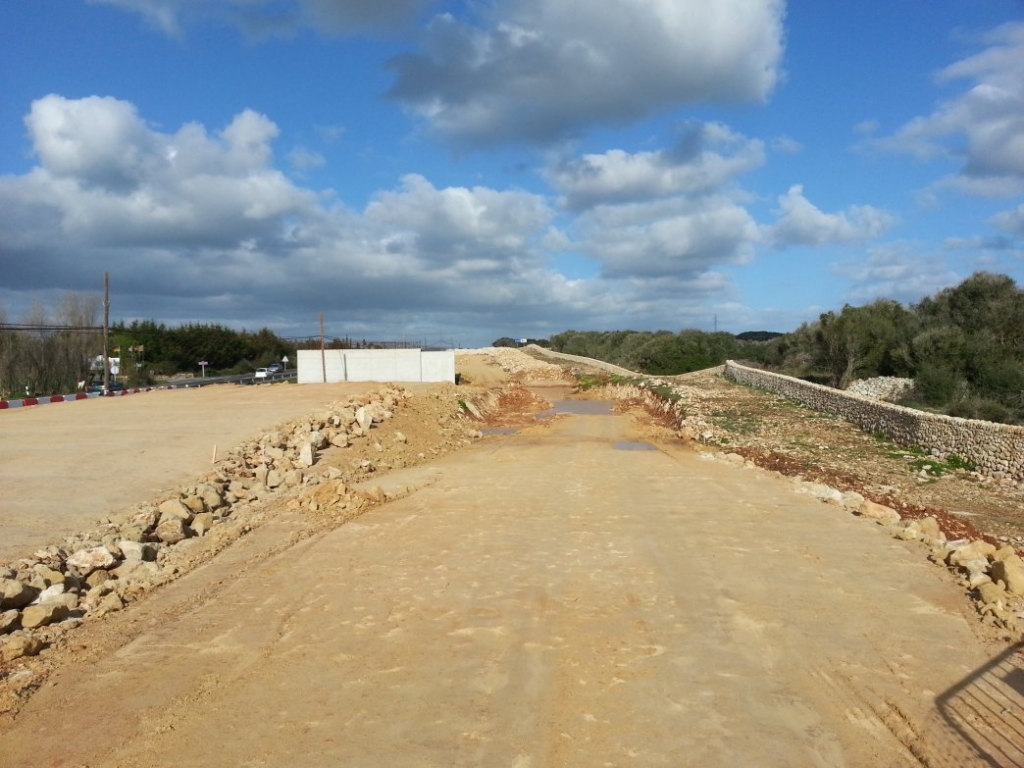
[1,350,1022,767]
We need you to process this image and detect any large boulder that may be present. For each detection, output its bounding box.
[947,540,997,566]
[154,516,189,545]
[20,602,69,629]
[66,546,117,577]
[1,634,43,662]
[990,555,1024,596]
[1,579,38,610]
[159,498,194,523]
[857,500,901,525]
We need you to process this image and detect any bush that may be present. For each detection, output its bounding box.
[914,365,961,406]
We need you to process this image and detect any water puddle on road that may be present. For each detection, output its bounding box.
[536,400,614,419]
[613,441,656,451]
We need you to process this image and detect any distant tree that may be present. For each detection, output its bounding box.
[492,337,517,347]
[736,331,783,342]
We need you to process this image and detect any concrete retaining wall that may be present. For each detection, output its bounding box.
[297,349,455,384]
[724,361,1024,482]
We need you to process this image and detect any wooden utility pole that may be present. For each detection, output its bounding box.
[103,272,110,391]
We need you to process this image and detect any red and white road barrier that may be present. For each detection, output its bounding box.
[0,387,165,410]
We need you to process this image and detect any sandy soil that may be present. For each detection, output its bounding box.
[1,355,1022,766]
[0,381,403,562]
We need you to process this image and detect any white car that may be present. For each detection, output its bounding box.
[254,368,269,379]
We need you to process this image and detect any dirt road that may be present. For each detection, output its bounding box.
[2,389,1018,766]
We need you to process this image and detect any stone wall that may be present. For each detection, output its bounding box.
[724,361,1024,483]
[527,345,640,377]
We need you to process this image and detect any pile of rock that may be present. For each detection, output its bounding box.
[846,377,915,402]
[0,384,423,664]
[462,347,572,383]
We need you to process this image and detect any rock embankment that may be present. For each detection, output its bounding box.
[846,377,915,402]
[0,383,491,668]
[461,347,575,384]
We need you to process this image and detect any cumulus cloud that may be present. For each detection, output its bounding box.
[871,22,1024,197]
[11,95,308,253]
[573,196,759,279]
[833,243,961,305]
[546,122,764,210]
[89,0,430,38]
[764,185,895,247]
[990,203,1024,238]
[364,174,555,274]
[0,94,598,341]
[387,0,785,145]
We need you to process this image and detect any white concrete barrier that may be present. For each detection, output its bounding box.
[297,349,455,384]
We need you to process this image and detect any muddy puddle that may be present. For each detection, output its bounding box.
[536,399,614,418]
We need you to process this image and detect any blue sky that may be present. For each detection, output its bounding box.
[1,1,1022,348]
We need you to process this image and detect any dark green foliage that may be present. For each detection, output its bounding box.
[761,272,1024,424]
[548,272,1023,425]
[492,337,548,348]
[735,331,784,342]
[548,329,770,375]
[110,320,292,375]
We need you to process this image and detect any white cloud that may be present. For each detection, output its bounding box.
[387,0,785,145]
[573,196,759,279]
[853,119,879,136]
[871,22,1024,198]
[364,173,554,271]
[0,95,596,342]
[288,146,326,173]
[769,135,803,155]
[833,243,962,305]
[990,203,1024,238]
[765,185,895,248]
[11,95,308,252]
[546,122,764,210]
[89,0,430,38]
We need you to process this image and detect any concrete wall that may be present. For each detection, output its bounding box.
[422,350,456,383]
[297,349,455,384]
[724,361,1024,482]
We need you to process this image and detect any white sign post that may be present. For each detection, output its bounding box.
[198,361,209,377]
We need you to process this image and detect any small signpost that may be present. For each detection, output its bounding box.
[198,360,209,377]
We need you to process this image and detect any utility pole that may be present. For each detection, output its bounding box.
[103,272,110,392]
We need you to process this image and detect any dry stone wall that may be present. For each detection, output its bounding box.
[724,361,1024,483]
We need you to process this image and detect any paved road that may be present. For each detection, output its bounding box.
[1,406,1016,766]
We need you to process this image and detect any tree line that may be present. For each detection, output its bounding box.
[0,298,382,398]
[542,272,1023,425]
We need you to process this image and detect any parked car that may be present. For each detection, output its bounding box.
[254,368,269,379]
[86,381,126,393]
[266,362,285,374]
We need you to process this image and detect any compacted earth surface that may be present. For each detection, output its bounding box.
[0,348,1022,767]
